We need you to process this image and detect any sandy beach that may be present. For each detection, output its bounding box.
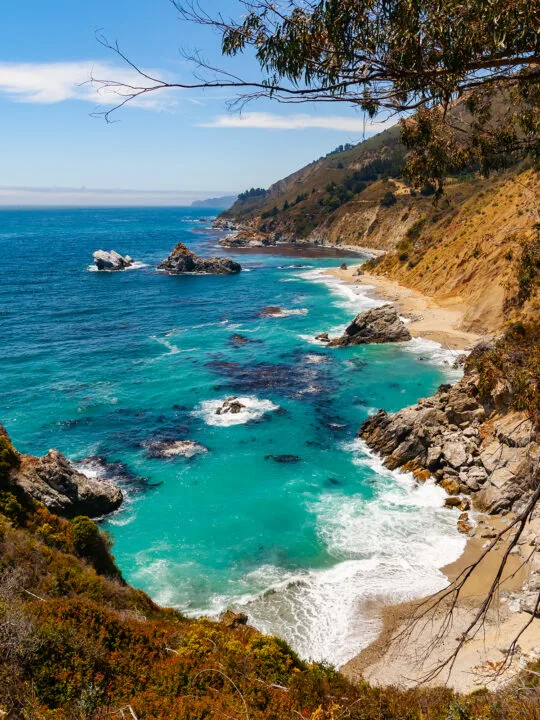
[342,514,540,692]
[325,264,481,350]
[327,263,540,692]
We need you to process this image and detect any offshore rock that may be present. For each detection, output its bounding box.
[93,249,134,271]
[159,242,241,275]
[144,439,208,459]
[215,397,246,415]
[328,304,411,346]
[16,448,122,518]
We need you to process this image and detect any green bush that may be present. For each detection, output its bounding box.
[0,435,20,489]
[380,191,397,207]
[70,516,121,579]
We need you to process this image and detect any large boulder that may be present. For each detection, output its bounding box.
[159,242,241,275]
[328,304,411,346]
[93,250,134,271]
[15,447,123,518]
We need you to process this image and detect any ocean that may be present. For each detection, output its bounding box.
[0,206,466,666]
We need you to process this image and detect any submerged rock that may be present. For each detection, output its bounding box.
[265,454,301,463]
[328,304,411,346]
[259,306,285,317]
[144,439,208,459]
[93,250,134,271]
[159,242,241,275]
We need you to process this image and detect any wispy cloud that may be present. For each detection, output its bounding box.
[199,112,396,133]
[0,61,175,111]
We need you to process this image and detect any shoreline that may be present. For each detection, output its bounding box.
[325,264,480,350]
[342,514,539,692]
[325,262,539,692]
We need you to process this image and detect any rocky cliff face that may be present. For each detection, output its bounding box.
[159,242,241,275]
[1,425,122,518]
[358,370,539,614]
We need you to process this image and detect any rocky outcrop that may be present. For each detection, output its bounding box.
[1,423,122,518]
[358,375,538,519]
[215,397,246,415]
[220,230,276,248]
[16,449,122,518]
[327,304,411,346]
[159,242,241,275]
[93,250,134,271]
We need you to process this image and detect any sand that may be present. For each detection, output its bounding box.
[325,265,481,350]
[342,515,540,692]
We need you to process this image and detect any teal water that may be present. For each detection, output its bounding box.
[0,207,465,665]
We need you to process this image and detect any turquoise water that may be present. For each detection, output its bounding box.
[0,207,465,665]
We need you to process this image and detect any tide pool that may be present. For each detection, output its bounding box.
[0,207,465,666]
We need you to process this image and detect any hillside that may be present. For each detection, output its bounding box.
[192,195,237,209]
[218,121,539,334]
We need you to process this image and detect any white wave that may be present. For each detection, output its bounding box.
[304,354,329,364]
[193,396,280,426]
[87,261,149,272]
[299,267,382,315]
[403,337,465,379]
[235,444,464,666]
[261,307,309,318]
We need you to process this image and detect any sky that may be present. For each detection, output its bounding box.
[0,0,393,205]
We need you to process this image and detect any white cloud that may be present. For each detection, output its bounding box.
[200,111,396,133]
[0,61,175,111]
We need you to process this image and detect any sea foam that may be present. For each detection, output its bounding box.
[193,396,280,426]
[227,440,464,666]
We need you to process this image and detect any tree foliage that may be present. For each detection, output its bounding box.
[95,0,539,190]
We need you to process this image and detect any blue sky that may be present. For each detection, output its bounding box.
[0,0,393,204]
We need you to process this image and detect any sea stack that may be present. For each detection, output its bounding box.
[93,250,134,271]
[158,242,241,275]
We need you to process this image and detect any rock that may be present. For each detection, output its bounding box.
[265,455,301,463]
[442,440,467,469]
[229,334,253,345]
[440,477,461,495]
[220,610,249,627]
[16,449,122,518]
[158,242,241,275]
[328,304,411,346]
[490,467,516,489]
[259,306,285,317]
[444,496,462,508]
[215,397,246,415]
[494,414,535,448]
[315,332,330,342]
[144,439,208,459]
[457,519,473,534]
[459,465,488,492]
[353,267,364,276]
[520,592,540,617]
[93,250,134,271]
[427,445,443,469]
[340,262,348,270]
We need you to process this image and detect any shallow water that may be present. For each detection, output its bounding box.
[0,207,465,666]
